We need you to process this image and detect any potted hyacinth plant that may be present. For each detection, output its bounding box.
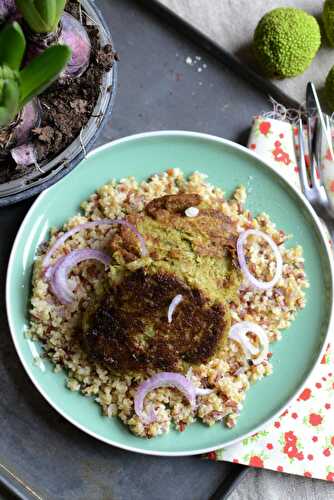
[0,0,116,206]
[0,22,71,166]
[16,0,91,78]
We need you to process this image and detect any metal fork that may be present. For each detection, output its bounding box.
[297,117,334,238]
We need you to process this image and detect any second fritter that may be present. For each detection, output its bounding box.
[83,193,242,372]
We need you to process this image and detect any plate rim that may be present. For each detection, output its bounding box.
[6,130,334,456]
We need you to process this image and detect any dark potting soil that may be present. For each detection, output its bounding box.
[0,0,116,184]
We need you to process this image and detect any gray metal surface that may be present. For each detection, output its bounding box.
[0,0,272,498]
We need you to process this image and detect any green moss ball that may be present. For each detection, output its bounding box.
[323,0,334,46]
[325,65,334,111]
[253,7,321,78]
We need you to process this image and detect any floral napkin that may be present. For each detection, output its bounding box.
[210,116,334,482]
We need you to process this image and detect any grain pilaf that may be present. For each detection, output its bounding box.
[28,169,308,437]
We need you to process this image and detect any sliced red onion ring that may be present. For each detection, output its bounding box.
[43,219,148,279]
[185,206,199,217]
[237,229,283,290]
[134,372,197,424]
[229,324,259,357]
[229,321,269,366]
[233,366,246,376]
[50,249,111,304]
[185,367,213,396]
[167,294,183,323]
[195,388,214,396]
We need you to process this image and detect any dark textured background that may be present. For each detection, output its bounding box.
[0,0,271,498]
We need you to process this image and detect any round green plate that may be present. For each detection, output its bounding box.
[6,131,334,456]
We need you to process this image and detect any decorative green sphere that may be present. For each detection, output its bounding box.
[253,7,321,78]
[323,0,334,46]
[325,65,334,111]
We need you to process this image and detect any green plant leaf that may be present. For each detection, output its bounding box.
[16,0,66,33]
[16,0,50,33]
[0,22,26,70]
[0,79,20,127]
[55,0,67,27]
[57,0,67,13]
[19,44,71,106]
[35,0,57,30]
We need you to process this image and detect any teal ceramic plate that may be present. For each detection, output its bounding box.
[6,131,334,456]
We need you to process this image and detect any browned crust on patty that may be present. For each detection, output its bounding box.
[84,193,241,371]
[145,193,201,220]
[84,268,228,371]
[111,195,239,263]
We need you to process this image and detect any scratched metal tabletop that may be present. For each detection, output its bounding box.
[0,0,271,498]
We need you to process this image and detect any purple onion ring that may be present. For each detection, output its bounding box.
[237,229,283,290]
[50,248,111,304]
[43,219,148,280]
[134,372,197,424]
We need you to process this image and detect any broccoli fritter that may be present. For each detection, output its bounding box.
[84,269,229,371]
[83,193,243,372]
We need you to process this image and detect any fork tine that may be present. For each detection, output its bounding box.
[325,114,331,151]
[315,115,324,174]
[307,116,313,167]
[309,117,322,189]
[307,116,318,188]
[297,119,310,195]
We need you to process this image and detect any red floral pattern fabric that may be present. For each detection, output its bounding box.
[212,343,334,480]
[211,117,334,481]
